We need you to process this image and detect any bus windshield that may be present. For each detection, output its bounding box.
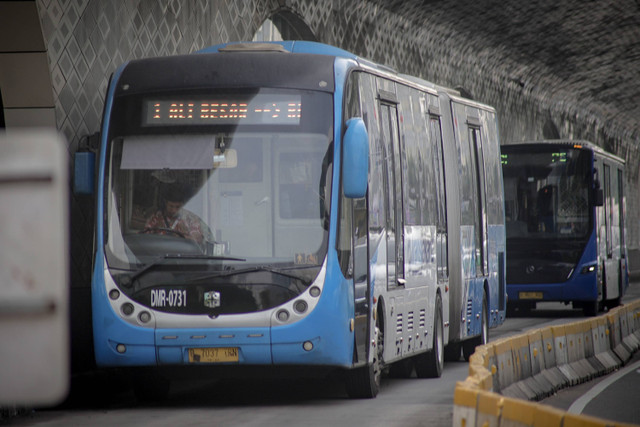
[103,89,333,308]
[502,146,592,240]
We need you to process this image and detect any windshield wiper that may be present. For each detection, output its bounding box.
[193,264,317,283]
[165,254,246,262]
[123,254,246,287]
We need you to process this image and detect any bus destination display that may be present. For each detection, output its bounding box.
[143,94,302,126]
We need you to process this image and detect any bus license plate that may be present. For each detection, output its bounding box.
[188,347,239,363]
[519,292,543,300]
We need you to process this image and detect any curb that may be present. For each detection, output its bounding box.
[453,300,640,427]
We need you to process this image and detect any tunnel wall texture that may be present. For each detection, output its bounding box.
[32,0,640,285]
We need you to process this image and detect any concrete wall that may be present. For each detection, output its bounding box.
[0,2,55,127]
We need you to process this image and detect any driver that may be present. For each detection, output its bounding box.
[144,183,208,245]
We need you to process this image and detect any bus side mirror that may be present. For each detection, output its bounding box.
[342,118,369,199]
[593,188,604,206]
[74,152,95,195]
[73,133,99,196]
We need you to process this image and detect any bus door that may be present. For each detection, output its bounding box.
[378,91,405,290]
[429,114,449,284]
[468,122,488,278]
[617,168,628,293]
[602,163,621,301]
[454,107,488,336]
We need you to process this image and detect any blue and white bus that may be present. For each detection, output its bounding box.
[74,41,506,398]
[501,140,628,316]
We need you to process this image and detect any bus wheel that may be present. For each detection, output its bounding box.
[444,343,461,361]
[606,296,621,310]
[389,358,414,378]
[463,292,488,361]
[345,314,383,398]
[415,294,443,378]
[605,278,623,310]
[582,299,599,316]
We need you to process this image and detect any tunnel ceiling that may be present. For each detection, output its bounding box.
[366,0,640,140]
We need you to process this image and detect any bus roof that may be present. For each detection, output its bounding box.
[198,41,474,102]
[199,40,399,75]
[199,40,358,59]
[192,41,497,113]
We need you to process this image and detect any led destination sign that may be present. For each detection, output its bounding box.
[143,94,302,126]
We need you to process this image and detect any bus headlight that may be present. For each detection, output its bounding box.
[121,303,134,316]
[277,309,290,322]
[138,311,151,323]
[581,265,596,274]
[294,300,308,314]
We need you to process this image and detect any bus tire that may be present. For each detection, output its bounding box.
[415,294,443,378]
[345,313,383,398]
[444,343,461,361]
[389,358,414,378]
[606,295,621,310]
[605,271,623,310]
[582,299,599,316]
[463,292,488,361]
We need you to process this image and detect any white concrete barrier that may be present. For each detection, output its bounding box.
[551,325,581,386]
[452,300,640,427]
[526,330,553,398]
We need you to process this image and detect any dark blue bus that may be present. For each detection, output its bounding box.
[501,140,628,316]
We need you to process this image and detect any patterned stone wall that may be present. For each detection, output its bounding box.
[34,0,640,284]
[35,0,276,285]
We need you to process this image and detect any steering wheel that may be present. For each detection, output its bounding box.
[141,227,187,239]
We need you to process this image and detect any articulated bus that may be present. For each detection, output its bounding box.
[501,140,628,316]
[74,41,506,398]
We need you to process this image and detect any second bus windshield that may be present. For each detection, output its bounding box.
[502,146,591,239]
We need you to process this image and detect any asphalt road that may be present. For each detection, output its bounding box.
[539,278,640,426]
[9,279,640,427]
[541,351,640,425]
